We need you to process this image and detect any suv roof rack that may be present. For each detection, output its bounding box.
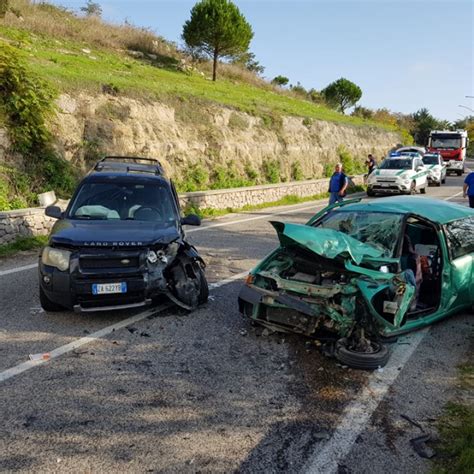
[94,156,165,176]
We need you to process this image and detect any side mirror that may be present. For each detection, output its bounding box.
[45,205,63,219]
[181,214,201,226]
[416,166,424,172]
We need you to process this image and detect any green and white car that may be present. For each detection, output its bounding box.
[422,152,447,186]
[367,155,428,196]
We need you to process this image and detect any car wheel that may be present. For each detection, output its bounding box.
[457,170,463,176]
[436,180,441,187]
[367,189,375,197]
[420,184,427,194]
[39,286,64,312]
[441,178,446,184]
[409,181,416,195]
[335,337,390,370]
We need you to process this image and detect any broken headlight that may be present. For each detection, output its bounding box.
[42,246,71,271]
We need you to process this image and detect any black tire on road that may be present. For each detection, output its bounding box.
[197,265,209,305]
[39,286,64,312]
[367,189,375,197]
[442,178,446,184]
[457,170,463,176]
[335,338,390,370]
[420,185,426,194]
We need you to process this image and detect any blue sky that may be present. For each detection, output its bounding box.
[52,0,473,122]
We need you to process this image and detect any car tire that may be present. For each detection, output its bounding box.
[409,181,416,195]
[335,338,390,370]
[197,265,209,305]
[436,181,441,187]
[441,178,446,184]
[457,170,462,176]
[39,286,64,312]
[367,189,375,197]
[420,184,427,194]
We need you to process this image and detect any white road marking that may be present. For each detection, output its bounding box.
[0,263,38,277]
[186,201,325,233]
[0,270,248,384]
[444,190,463,201]
[304,329,429,474]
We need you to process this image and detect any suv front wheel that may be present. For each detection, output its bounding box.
[39,286,65,312]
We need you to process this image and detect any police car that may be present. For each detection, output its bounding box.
[422,152,446,186]
[367,152,429,196]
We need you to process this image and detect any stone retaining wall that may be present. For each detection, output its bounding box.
[0,175,364,245]
[179,175,364,210]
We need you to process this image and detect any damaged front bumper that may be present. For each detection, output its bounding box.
[238,221,415,338]
[39,244,205,312]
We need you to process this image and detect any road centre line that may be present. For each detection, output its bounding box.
[185,201,325,233]
[0,270,249,384]
[304,329,429,474]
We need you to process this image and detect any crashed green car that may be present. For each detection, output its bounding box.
[238,196,474,369]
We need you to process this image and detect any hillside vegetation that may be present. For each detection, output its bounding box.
[0,1,405,211]
[0,1,396,128]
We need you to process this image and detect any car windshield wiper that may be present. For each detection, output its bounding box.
[73,214,107,220]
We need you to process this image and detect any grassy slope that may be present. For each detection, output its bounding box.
[0,25,395,131]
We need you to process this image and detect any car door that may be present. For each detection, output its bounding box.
[415,158,427,188]
[444,217,474,310]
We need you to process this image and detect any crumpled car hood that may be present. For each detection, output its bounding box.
[270,221,384,265]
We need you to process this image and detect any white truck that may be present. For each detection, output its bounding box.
[427,130,469,176]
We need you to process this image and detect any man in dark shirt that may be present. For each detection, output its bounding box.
[463,171,474,208]
[366,154,376,174]
[328,163,348,205]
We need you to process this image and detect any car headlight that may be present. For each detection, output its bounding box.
[42,246,71,271]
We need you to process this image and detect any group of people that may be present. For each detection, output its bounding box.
[329,153,474,209]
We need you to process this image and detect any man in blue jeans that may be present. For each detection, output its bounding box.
[463,170,474,208]
[328,163,348,205]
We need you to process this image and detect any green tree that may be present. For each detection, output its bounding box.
[182,0,253,81]
[231,51,264,75]
[352,105,373,120]
[321,78,362,114]
[80,0,102,17]
[271,75,289,87]
[411,108,439,146]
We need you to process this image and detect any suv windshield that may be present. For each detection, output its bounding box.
[68,181,179,225]
[423,155,440,165]
[379,159,412,170]
[315,210,403,257]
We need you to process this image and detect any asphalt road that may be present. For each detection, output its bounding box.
[0,171,472,473]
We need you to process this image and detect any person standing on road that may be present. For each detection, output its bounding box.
[366,154,377,175]
[463,170,474,208]
[328,163,348,205]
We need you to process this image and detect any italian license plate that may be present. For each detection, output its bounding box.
[380,183,389,187]
[92,282,127,295]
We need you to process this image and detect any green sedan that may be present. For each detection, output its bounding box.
[238,196,474,369]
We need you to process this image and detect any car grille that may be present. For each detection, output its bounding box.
[377,178,397,183]
[80,256,140,270]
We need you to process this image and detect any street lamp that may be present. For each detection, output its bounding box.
[458,105,474,113]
